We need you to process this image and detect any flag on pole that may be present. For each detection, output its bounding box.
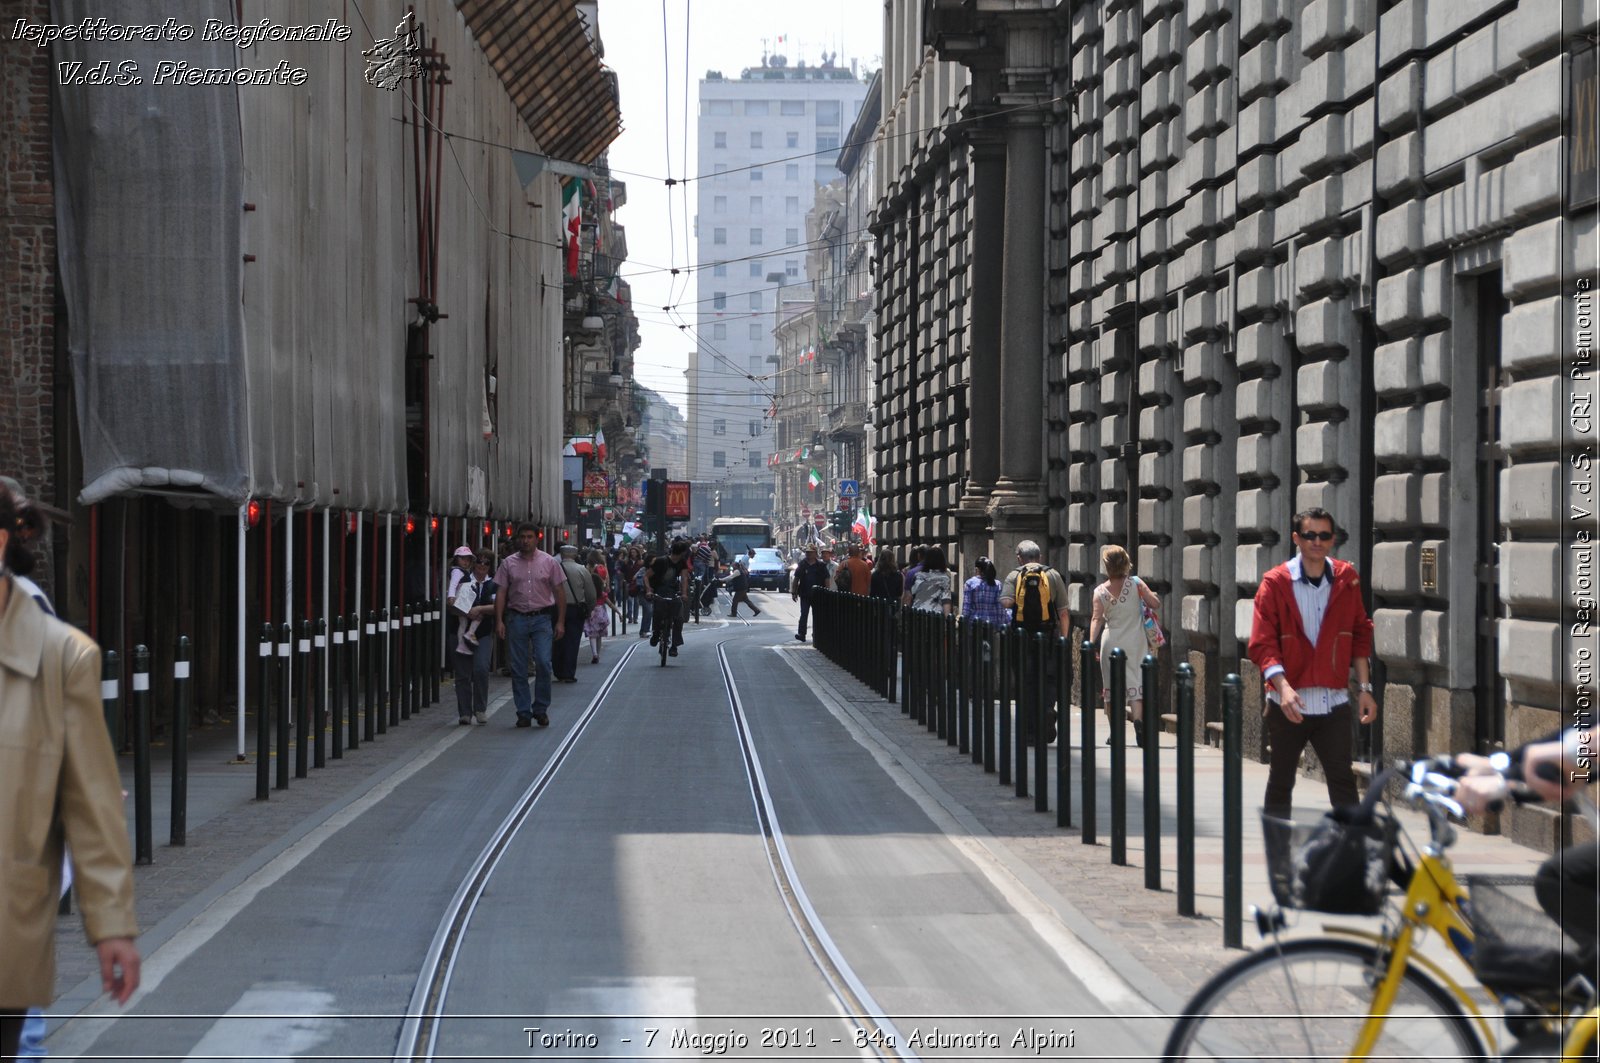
[808,468,821,490]
[561,178,582,276]
[852,503,876,545]
[594,426,606,461]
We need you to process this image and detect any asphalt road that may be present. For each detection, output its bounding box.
[48,596,1162,1061]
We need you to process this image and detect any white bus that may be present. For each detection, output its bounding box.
[708,517,773,561]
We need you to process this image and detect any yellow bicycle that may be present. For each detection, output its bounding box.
[1162,760,1597,1062]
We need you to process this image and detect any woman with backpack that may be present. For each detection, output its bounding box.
[1088,544,1161,748]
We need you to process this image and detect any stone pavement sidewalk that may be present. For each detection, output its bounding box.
[784,645,1550,1013]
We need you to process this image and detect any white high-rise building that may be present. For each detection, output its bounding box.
[688,54,869,517]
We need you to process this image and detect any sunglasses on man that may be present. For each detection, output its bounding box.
[1296,530,1335,542]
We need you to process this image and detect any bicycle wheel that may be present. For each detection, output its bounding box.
[1162,937,1484,1062]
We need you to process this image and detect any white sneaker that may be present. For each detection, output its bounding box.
[473,712,487,726]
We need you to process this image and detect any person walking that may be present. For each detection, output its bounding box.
[0,481,141,1058]
[900,544,928,604]
[584,549,612,664]
[1246,507,1377,816]
[837,543,872,596]
[451,551,496,725]
[493,524,566,728]
[442,545,474,677]
[554,544,596,683]
[1087,544,1160,748]
[1000,540,1072,746]
[868,548,903,602]
[791,545,832,642]
[722,558,763,618]
[907,546,954,614]
[636,552,655,640]
[961,556,1008,627]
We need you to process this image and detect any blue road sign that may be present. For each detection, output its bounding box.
[838,479,860,497]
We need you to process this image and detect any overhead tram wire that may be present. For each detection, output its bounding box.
[660,0,679,310]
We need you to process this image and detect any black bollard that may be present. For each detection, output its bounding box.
[997,626,1011,786]
[255,626,272,800]
[276,622,291,790]
[387,606,400,727]
[1034,632,1049,814]
[400,605,413,721]
[171,635,192,846]
[1056,635,1072,829]
[1176,662,1196,916]
[1109,647,1127,866]
[1015,628,1032,800]
[980,631,995,773]
[364,610,379,739]
[898,606,910,715]
[428,596,441,706]
[313,618,327,768]
[132,645,152,865]
[347,612,362,750]
[410,602,423,715]
[330,616,344,760]
[1142,653,1161,890]
[295,620,311,779]
[1222,673,1244,948]
[957,619,971,757]
[101,649,121,749]
[1080,640,1097,845]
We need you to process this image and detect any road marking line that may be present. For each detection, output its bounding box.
[183,983,341,1060]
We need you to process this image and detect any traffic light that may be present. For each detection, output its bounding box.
[831,509,850,535]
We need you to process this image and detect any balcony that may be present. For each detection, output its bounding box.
[827,400,868,441]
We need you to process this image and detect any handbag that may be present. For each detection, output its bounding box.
[1135,577,1166,650]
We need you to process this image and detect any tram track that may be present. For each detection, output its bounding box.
[394,625,913,1063]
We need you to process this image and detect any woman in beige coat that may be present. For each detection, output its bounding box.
[0,483,140,1057]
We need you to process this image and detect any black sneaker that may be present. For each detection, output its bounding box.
[515,716,532,728]
[650,632,659,646]
[534,712,550,727]
[669,647,678,657]
[458,717,472,726]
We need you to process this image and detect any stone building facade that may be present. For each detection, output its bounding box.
[878,0,1597,832]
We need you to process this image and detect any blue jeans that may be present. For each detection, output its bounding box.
[453,635,493,719]
[504,611,554,718]
[20,1007,45,1056]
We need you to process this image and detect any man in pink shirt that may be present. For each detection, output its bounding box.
[493,524,567,727]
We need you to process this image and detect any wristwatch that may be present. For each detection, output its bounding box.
[1356,682,1374,693]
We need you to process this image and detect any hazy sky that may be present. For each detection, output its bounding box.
[600,0,882,415]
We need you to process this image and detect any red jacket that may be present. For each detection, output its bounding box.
[1247,557,1374,693]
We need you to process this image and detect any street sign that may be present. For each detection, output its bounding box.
[837,479,859,497]
[814,512,827,529]
[665,480,691,521]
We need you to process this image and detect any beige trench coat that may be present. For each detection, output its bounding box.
[0,580,138,1007]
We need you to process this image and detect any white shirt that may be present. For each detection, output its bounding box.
[1262,555,1348,717]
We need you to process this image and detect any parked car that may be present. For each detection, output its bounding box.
[746,547,790,590]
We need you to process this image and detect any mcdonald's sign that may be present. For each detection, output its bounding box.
[665,480,691,521]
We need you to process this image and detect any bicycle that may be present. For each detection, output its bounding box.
[1162,759,1598,1062]
[649,592,681,666]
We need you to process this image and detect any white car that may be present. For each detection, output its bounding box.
[745,548,789,591]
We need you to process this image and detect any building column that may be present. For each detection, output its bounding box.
[954,125,1006,571]
[987,103,1049,564]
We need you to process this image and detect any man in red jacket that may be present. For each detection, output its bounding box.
[1247,507,1377,816]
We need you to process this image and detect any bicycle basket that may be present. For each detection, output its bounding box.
[1261,808,1398,915]
[1464,875,1583,994]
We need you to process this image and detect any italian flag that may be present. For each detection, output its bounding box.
[561,178,582,276]
[852,503,876,544]
[808,468,821,490]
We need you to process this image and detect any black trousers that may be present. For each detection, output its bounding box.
[1264,702,1359,816]
[1536,841,1598,953]
[797,594,814,638]
[729,589,760,616]
[1,1012,23,1062]
[554,604,588,679]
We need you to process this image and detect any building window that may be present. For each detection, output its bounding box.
[750,168,763,182]
[714,163,727,179]
[816,134,839,151]
[749,131,762,148]
[749,292,762,309]
[749,195,762,213]
[713,450,727,467]
[713,131,726,149]
[786,196,799,215]
[781,100,805,115]
[713,227,726,245]
[706,100,733,115]
[749,356,764,370]
[749,323,763,339]
[787,131,799,148]
[749,450,763,466]
[713,323,727,339]
[750,228,762,244]
[786,229,799,245]
[750,389,766,403]
[815,100,840,125]
[713,419,727,436]
[713,195,727,213]
[749,260,763,278]
[786,163,800,180]
[749,419,762,437]
[713,291,727,309]
[713,263,727,277]
[786,260,799,278]
[744,100,769,116]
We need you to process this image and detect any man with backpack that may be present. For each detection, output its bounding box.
[1000,540,1072,745]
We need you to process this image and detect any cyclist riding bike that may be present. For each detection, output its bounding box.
[645,539,691,658]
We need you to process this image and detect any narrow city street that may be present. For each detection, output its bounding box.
[47,598,1158,1060]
